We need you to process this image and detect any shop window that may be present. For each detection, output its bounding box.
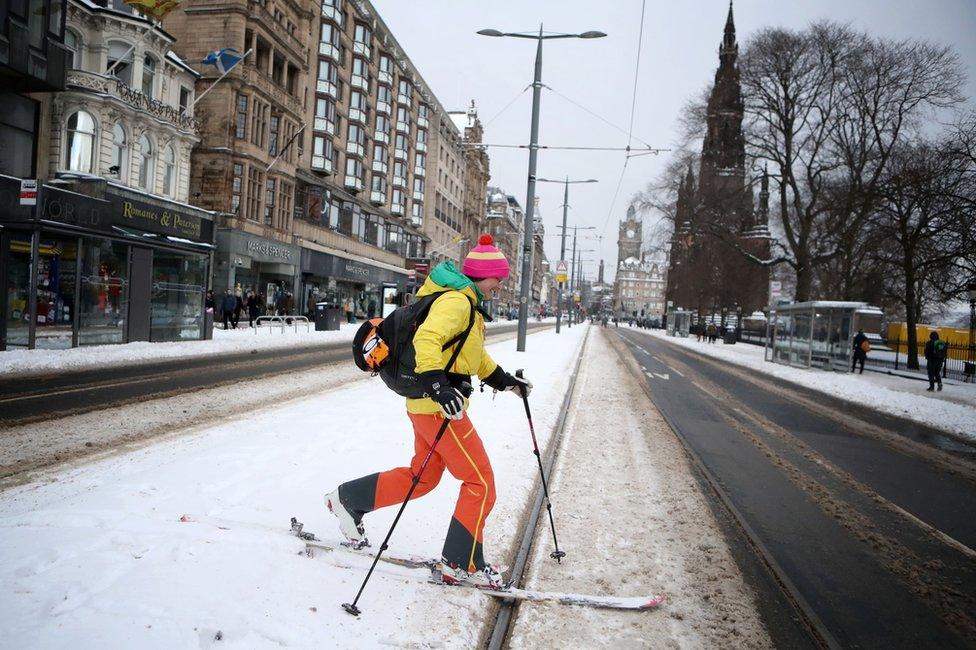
[162,145,177,196]
[4,238,32,348]
[138,134,155,191]
[150,251,206,342]
[30,236,79,349]
[107,41,133,86]
[79,237,127,346]
[110,123,127,179]
[66,111,97,173]
[142,54,156,98]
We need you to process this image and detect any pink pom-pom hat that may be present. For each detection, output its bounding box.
[462,234,510,280]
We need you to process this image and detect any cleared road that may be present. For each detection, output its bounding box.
[614,328,976,649]
[0,322,550,426]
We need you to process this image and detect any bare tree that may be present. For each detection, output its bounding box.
[872,137,976,369]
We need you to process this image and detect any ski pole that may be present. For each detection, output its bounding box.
[515,369,566,562]
[341,415,453,616]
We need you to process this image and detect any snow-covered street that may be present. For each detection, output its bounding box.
[0,324,780,648]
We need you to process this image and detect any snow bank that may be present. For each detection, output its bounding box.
[0,317,552,378]
[0,325,587,648]
[636,329,976,442]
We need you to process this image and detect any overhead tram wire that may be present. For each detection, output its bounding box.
[483,83,532,129]
[600,0,648,240]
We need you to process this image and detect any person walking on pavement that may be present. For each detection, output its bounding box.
[324,235,531,589]
[220,290,236,330]
[246,291,260,328]
[852,328,869,374]
[924,331,947,391]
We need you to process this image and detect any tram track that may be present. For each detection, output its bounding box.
[484,326,591,649]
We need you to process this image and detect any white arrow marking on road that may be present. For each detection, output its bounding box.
[653,373,670,380]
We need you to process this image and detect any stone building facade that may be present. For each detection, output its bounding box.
[665,3,770,318]
[613,206,666,319]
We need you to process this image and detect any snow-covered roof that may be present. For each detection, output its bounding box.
[166,51,200,77]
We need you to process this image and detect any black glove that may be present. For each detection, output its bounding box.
[483,366,533,398]
[419,370,465,420]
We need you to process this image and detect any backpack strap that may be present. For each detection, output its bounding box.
[441,295,477,373]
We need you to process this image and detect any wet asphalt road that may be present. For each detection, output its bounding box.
[0,323,550,426]
[614,328,976,649]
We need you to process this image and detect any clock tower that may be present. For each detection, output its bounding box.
[618,205,642,262]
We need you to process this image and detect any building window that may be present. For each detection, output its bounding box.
[142,54,156,98]
[350,90,367,113]
[246,167,262,220]
[377,84,392,105]
[347,123,365,147]
[315,97,335,127]
[64,30,80,69]
[162,145,177,196]
[395,133,408,152]
[418,103,429,121]
[375,114,390,135]
[318,60,337,84]
[264,178,276,225]
[110,123,127,178]
[414,152,425,170]
[373,143,387,164]
[312,135,334,171]
[378,54,393,76]
[413,177,424,194]
[398,79,411,99]
[354,23,371,46]
[269,114,280,155]
[66,111,97,173]
[277,181,292,229]
[179,87,192,113]
[321,22,339,46]
[411,201,423,220]
[371,173,386,194]
[107,41,134,86]
[396,105,409,124]
[235,94,248,139]
[138,134,154,190]
[345,157,363,179]
[232,163,243,213]
[251,101,268,147]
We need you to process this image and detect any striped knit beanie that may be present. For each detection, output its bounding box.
[462,234,510,280]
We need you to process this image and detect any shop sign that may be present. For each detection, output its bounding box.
[40,186,108,230]
[343,262,370,279]
[246,239,293,260]
[116,199,206,240]
[301,248,404,285]
[19,179,38,206]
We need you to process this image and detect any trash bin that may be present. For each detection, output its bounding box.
[315,302,342,331]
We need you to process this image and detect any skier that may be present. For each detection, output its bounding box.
[325,235,532,589]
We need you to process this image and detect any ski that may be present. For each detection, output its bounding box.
[290,517,441,570]
[427,566,666,611]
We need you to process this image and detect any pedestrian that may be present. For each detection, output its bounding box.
[325,234,530,589]
[706,322,717,343]
[852,328,869,374]
[233,288,243,329]
[220,290,236,330]
[367,298,377,320]
[274,285,286,316]
[924,331,947,392]
[205,290,215,312]
[246,291,260,327]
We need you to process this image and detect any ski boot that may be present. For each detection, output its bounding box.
[440,561,506,590]
[324,486,368,550]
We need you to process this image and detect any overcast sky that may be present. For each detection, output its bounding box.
[371,0,976,283]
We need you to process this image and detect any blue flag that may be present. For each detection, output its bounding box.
[201,48,243,75]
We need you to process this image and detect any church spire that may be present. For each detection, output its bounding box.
[720,0,738,66]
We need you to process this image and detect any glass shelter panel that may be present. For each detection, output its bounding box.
[150,252,206,342]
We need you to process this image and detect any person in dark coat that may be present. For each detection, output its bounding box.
[851,328,869,374]
[221,290,237,330]
[924,331,946,392]
[367,298,377,320]
[246,291,260,327]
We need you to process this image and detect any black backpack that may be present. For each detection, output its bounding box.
[352,291,476,398]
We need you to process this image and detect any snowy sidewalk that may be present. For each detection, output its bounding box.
[634,328,976,443]
[0,324,584,648]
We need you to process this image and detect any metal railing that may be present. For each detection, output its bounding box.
[253,315,311,334]
[879,338,975,382]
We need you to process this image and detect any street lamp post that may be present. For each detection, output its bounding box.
[536,177,598,333]
[968,282,976,383]
[478,25,606,351]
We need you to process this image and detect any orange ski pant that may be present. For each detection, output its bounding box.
[373,411,496,572]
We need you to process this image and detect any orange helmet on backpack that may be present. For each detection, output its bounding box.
[353,318,389,372]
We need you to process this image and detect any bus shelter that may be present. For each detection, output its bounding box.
[765,301,883,370]
[667,309,693,337]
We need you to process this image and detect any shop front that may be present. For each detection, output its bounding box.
[215,230,300,316]
[0,175,215,350]
[300,247,408,322]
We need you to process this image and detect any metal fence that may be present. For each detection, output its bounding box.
[876,338,976,382]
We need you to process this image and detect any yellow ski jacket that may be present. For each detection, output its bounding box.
[406,272,498,415]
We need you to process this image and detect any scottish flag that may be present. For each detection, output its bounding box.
[201,48,243,75]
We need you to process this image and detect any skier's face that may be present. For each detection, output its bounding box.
[474,277,503,297]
